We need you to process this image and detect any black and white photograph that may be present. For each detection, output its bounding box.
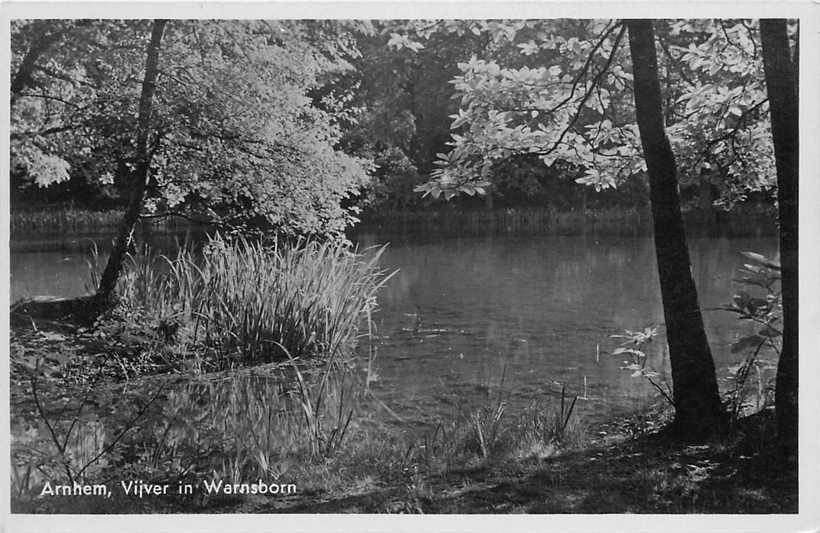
[3,3,818,531]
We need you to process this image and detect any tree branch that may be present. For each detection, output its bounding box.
[538,24,628,157]
[544,21,622,115]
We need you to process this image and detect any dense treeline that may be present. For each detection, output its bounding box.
[12,19,784,221]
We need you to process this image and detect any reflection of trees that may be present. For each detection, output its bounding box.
[371,235,778,368]
[361,233,780,425]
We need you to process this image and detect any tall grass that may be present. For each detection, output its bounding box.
[114,234,394,366]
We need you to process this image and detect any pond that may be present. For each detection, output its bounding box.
[10,227,779,429]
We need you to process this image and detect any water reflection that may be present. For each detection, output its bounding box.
[355,233,778,425]
[10,230,778,426]
[10,227,205,301]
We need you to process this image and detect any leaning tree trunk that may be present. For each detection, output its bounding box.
[626,20,727,439]
[94,20,167,308]
[760,19,799,457]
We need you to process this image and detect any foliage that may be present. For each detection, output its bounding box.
[402,19,782,209]
[10,228,389,504]
[144,367,361,479]
[355,147,427,212]
[611,326,674,406]
[663,21,776,208]
[11,20,372,237]
[10,325,796,514]
[517,385,580,452]
[12,19,786,218]
[719,251,781,420]
[403,375,586,469]
[340,21,491,211]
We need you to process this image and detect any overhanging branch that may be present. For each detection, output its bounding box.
[537,23,628,158]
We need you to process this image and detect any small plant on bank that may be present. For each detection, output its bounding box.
[549,384,580,444]
[718,251,782,421]
[611,325,674,406]
[470,401,507,459]
[509,384,585,459]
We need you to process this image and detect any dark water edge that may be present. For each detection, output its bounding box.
[9,225,209,254]
[9,205,777,254]
[354,205,778,240]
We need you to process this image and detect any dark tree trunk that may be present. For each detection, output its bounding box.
[760,19,798,457]
[11,22,68,108]
[626,20,726,439]
[94,20,167,308]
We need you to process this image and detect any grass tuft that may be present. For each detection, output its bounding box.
[112,234,394,367]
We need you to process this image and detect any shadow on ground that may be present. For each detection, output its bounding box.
[264,411,797,514]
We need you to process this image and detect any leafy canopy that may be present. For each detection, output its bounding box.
[11,20,372,236]
[401,19,778,208]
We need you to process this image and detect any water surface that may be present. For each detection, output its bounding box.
[350,233,778,426]
[10,229,778,427]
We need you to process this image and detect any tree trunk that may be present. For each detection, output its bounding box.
[626,20,726,439]
[94,20,167,308]
[11,22,68,109]
[760,19,798,457]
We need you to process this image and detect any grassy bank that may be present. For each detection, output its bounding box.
[356,204,778,237]
[13,205,646,236]
[9,314,796,514]
[12,203,778,237]
[10,320,594,513]
[9,306,796,514]
[11,206,190,234]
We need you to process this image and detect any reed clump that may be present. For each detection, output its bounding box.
[113,234,393,366]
